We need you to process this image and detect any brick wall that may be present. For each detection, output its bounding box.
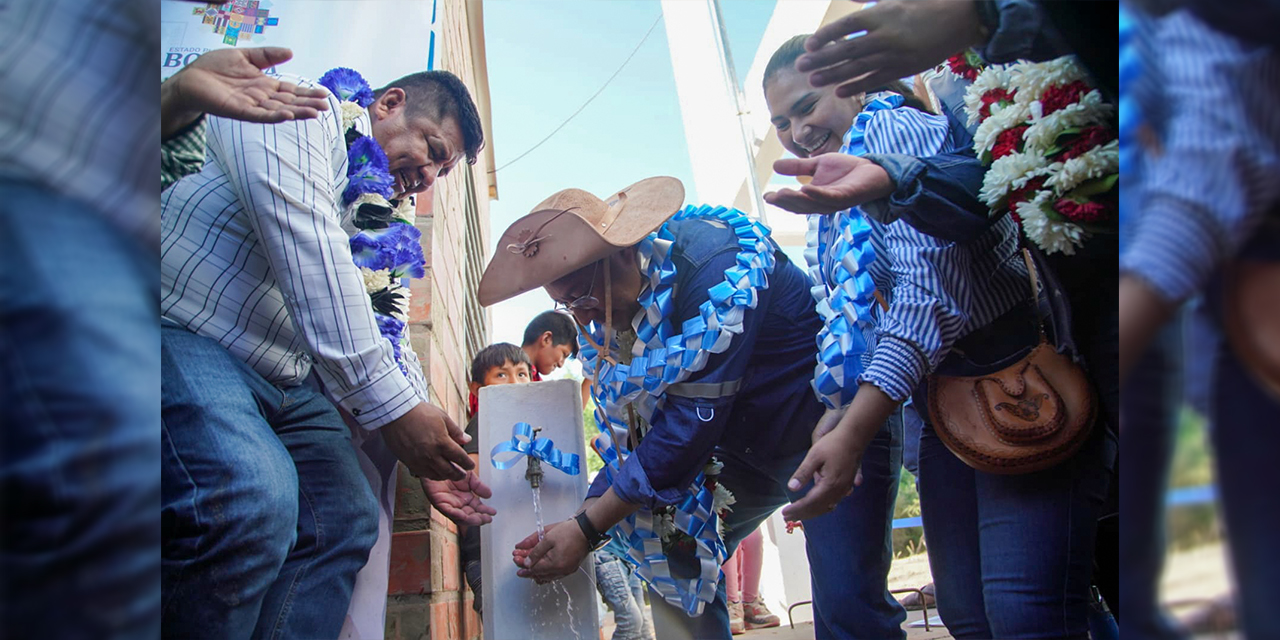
[387,0,492,638]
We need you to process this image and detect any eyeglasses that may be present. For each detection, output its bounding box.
[554,261,600,312]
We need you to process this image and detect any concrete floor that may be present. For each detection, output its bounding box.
[738,608,951,640]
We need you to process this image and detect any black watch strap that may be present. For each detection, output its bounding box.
[574,512,610,551]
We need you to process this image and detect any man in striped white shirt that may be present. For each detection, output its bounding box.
[160,70,489,638]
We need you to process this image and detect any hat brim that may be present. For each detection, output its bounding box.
[478,177,683,306]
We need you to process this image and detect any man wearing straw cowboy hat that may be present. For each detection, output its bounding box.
[480,177,905,639]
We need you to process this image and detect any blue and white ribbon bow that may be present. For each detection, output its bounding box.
[804,94,902,408]
[489,422,580,476]
[578,204,772,616]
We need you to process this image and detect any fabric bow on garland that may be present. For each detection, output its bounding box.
[318,67,428,392]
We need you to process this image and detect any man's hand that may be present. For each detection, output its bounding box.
[765,155,895,215]
[422,472,497,526]
[382,402,474,481]
[161,46,331,140]
[798,0,986,98]
[512,520,590,584]
[782,425,864,521]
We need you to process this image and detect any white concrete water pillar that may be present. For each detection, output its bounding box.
[479,379,598,640]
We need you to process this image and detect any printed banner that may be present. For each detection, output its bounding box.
[161,0,439,85]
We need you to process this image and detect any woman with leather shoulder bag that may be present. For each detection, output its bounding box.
[763,35,1113,639]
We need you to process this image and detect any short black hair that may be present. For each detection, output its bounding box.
[374,70,485,165]
[763,34,928,112]
[470,342,532,385]
[522,310,580,357]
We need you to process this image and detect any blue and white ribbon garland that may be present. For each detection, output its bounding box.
[490,422,581,476]
[804,94,901,408]
[578,204,774,616]
[1118,5,1142,252]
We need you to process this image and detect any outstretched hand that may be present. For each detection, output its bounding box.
[765,155,895,215]
[782,426,864,521]
[797,0,987,98]
[422,472,497,526]
[512,519,590,584]
[162,46,331,139]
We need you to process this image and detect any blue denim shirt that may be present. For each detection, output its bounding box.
[587,217,826,509]
[862,150,992,244]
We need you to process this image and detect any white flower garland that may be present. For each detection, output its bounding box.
[963,55,1118,255]
[1016,191,1088,256]
[1043,139,1120,194]
[963,64,1015,127]
[1023,90,1115,152]
[979,150,1055,207]
[972,100,1032,158]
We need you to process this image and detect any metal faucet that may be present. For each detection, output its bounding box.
[525,426,544,489]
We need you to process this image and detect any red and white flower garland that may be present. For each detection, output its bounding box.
[964,56,1118,255]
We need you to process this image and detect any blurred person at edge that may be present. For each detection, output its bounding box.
[0,1,314,636]
[1119,6,1280,639]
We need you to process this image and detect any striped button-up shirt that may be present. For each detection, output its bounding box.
[161,81,420,430]
[0,0,159,251]
[1120,9,1280,303]
[847,106,1029,402]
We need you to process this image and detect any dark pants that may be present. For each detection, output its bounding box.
[650,415,906,640]
[1210,336,1280,636]
[0,182,160,639]
[1120,322,1186,640]
[161,322,379,639]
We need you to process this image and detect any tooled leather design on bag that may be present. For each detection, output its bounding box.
[931,417,1094,470]
[929,341,1096,474]
[995,394,1050,422]
[972,350,1067,444]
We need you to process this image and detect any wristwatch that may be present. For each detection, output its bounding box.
[574,511,611,551]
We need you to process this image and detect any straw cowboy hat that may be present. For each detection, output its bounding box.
[478,177,685,307]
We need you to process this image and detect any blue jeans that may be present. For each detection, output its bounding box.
[649,415,905,640]
[596,550,653,640]
[916,414,1112,639]
[0,182,160,638]
[1120,321,1187,640]
[1210,320,1280,637]
[161,322,379,639]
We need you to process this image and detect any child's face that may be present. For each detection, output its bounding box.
[765,67,861,159]
[481,360,532,387]
[529,333,574,375]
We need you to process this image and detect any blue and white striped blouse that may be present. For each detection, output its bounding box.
[1120,9,1280,303]
[848,105,1029,402]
